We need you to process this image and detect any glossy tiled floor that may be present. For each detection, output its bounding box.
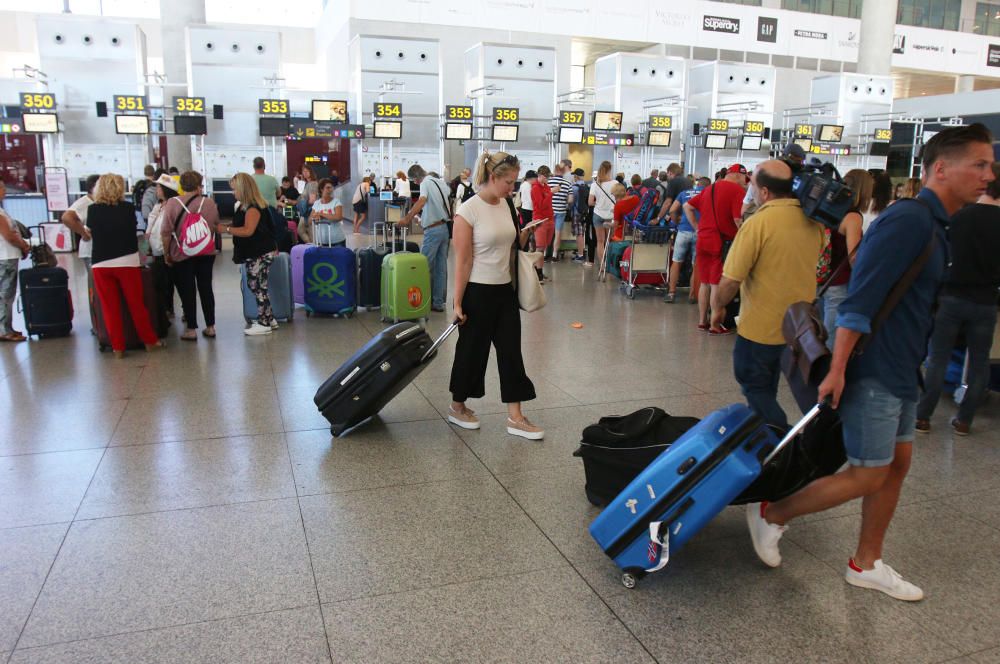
[2,241,1000,664]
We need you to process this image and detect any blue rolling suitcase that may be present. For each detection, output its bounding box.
[303,246,356,317]
[242,251,294,323]
[589,403,821,589]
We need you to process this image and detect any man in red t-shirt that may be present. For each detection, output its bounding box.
[685,164,748,334]
[531,166,555,282]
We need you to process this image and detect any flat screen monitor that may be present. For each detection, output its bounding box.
[592,110,623,131]
[704,133,727,150]
[258,117,289,137]
[311,99,348,123]
[492,124,518,142]
[373,120,402,139]
[869,142,891,157]
[817,124,844,143]
[115,114,150,135]
[174,115,207,135]
[379,190,393,201]
[647,130,672,147]
[794,137,813,152]
[211,178,232,193]
[22,113,58,133]
[444,122,473,140]
[558,126,583,143]
[740,135,763,151]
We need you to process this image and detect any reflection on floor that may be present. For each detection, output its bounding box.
[2,245,999,664]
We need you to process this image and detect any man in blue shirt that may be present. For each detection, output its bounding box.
[664,176,709,303]
[745,124,996,602]
[401,164,452,312]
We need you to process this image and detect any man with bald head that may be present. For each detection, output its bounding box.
[711,159,826,429]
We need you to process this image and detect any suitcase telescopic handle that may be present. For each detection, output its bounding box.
[761,398,830,466]
[420,319,461,363]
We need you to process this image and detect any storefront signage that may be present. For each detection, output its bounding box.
[757,17,777,43]
[989,44,1000,67]
[703,15,740,34]
[794,29,827,40]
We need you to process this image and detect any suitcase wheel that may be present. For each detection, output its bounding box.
[621,568,646,590]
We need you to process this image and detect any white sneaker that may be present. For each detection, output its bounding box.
[447,406,480,430]
[244,323,272,336]
[746,502,787,568]
[845,559,924,601]
[270,320,279,330]
[507,417,544,440]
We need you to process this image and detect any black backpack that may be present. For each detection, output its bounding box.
[132,179,151,207]
[460,181,475,203]
[574,181,590,215]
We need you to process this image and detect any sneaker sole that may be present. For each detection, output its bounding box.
[845,574,924,601]
[745,504,781,568]
[447,415,480,430]
[915,428,930,435]
[507,426,544,440]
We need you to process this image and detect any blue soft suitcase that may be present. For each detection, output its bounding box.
[589,403,820,589]
[303,246,356,317]
[242,251,294,323]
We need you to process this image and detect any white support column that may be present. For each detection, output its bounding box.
[955,75,976,93]
[159,0,205,170]
[858,0,899,75]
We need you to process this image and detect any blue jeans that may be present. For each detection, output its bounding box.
[917,295,998,425]
[733,334,789,430]
[421,223,450,308]
[822,284,849,351]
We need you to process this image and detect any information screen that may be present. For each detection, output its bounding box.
[869,142,891,156]
[794,137,813,152]
[174,115,207,135]
[259,117,290,137]
[115,114,150,135]
[817,124,844,142]
[373,120,402,139]
[444,122,473,140]
[311,99,348,123]
[740,135,763,151]
[22,113,58,133]
[558,126,583,143]
[492,124,519,142]
[647,130,671,147]
[704,133,728,149]
[592,111,623,131]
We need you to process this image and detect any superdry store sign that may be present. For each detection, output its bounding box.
[703,15,740,34]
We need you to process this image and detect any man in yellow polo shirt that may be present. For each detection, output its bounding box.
[711,159,826,428]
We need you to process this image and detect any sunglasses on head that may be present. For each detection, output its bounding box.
[490,154,519,170]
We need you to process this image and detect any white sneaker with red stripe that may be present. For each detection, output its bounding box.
[746,501,787,568]
[845,559,924,601]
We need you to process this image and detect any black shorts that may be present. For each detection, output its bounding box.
[353,201,367,215]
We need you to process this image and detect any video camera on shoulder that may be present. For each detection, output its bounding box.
[791,161,854,230]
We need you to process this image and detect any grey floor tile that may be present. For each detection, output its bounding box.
[322,567,653,664]
[287,419,488,496]
[418,373,581,418]
[0,364,144,406]
[281,382,440,432]
[971,646,1000,663]
[0,450,104,529]
[9,607,330,664]
[300,478,563,602]
[76,433,297,520]
[109,386,285,445]
[0,401,126,456]
[19,499,316,647]
[0,524,69,651]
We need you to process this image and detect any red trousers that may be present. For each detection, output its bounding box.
[92,266,159,352]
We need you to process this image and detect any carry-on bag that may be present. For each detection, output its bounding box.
[589,402,824,588]
[314,320,458,436]
[242,251,294,323]
[88,266,164,351]
[381,224,431,323]
[303,245,356,317]
[291,243,308,305]
[19,265,73,338]
[357,222,389,310]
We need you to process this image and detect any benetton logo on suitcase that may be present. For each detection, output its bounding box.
[308,262,346,298]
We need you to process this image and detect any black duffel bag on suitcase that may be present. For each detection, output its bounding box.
[314,321,457,437]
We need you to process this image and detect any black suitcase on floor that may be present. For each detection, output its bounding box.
[357,246,386,310]
[314,321,457,437]
[19,266,73,338]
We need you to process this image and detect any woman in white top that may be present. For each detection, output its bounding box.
[447,151,544,441]
[588,160,616,268]
[393,171,410,209]
[0,181,31,341]
[309,178,346,246]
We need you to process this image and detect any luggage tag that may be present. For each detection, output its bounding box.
[644,521,670,573]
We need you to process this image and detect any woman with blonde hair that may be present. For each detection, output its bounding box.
[219,173,278,336]
[588,160,617,269]
[447,151,543,440]
[393,170,411,208]
[76,173,163,357]
[352,176,371,234]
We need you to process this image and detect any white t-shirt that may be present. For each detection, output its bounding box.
[456,195,517,285]
[0,210,23,260]
[312,199,345,244]
[518,181,534,211]
[394,179,411,199]
[590,181,616,220]
[69,195,94,258]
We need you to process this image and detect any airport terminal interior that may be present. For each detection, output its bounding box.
[3,0,1000,662]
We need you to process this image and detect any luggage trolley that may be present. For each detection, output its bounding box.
[618,222,672,299]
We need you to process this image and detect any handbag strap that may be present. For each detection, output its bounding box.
[596,181,616,206]
[430,179,453,219]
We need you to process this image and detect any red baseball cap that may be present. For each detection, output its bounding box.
[727,164,748,175]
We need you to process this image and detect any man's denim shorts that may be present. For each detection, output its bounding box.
[673,230,696,263]
[838,376,916,468]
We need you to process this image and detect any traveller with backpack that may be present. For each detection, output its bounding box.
[352,176,372,234]
[145,173,181,320]
[570,168,591,264]
[160,170,221,341]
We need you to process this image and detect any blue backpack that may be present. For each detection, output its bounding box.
[624,186,660,226]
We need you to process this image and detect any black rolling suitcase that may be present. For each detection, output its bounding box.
[358,222,389,310]
[314,321,457,437]
[19,266,73,338]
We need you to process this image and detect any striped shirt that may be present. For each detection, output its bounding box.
[549,175,572,214]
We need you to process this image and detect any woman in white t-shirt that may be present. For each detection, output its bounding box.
[588,160,616,268]
[0,182,31,342]
[447,151,544,441]
[393,171,410,209]
[309,178,346,246]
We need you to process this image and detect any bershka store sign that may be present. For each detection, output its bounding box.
[989,44,1000,67]
[794,29,827,40]
[703,15,740,34]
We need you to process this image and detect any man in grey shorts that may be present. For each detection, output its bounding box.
[745,124,996,601]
